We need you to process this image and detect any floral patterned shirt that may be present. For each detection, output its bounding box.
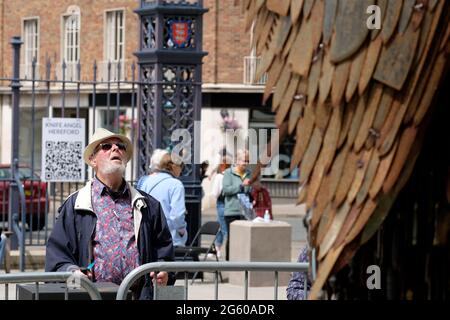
[91,177,140,285]
[286,245,311,300]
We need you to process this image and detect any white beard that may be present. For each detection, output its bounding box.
[99,161,126,176]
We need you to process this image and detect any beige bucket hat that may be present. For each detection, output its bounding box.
[83,128,133,166]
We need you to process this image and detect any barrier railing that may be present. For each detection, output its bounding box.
[116,261,309,300]
[13,163,27,271]
[0,233,6,268]
[0,272,102,300]
[243,56,268,85]
[1,38,141,251]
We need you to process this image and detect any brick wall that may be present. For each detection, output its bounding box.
[0,0,4,78]
[203,0,251,84]
[0,0,140,80]
[0,0,251,84]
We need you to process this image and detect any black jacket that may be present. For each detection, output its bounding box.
[45,182,175,299]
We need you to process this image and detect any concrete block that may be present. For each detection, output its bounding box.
[229,220,291,287]
[9,249,46,270]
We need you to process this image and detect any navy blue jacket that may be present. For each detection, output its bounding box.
[45,182,175,299]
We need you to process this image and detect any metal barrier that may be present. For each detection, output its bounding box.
[13,165,27,271]
[0,38,142,250]
[0,233,6,268]
[116,261,309,300]
[0,164,28,271]
[0,272,102,300]
[243,56,268,85]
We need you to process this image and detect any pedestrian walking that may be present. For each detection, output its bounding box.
[222,149,252,260]
[137,149,188,247]
[210,156,231,258]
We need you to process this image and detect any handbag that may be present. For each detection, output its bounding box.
[237,192,255,220]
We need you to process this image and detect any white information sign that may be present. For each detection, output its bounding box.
[41,118,85,182]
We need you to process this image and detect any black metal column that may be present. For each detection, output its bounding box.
[9,37,23,252]
[135,0,208,246]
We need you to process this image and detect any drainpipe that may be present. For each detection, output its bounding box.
[214,0,218,83]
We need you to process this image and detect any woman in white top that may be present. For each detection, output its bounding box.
[211,158,231,258]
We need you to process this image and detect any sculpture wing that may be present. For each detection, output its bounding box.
[243,0,449,299]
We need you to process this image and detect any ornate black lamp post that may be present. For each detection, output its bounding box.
[135,0,208,245]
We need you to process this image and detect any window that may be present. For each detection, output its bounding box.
[61,13,80,79]
[63,14,79,63]
[103,10,125,80]
[23,19,39,78]
[98,109,127,133]
[249,109,297,180]
[105,10,124,62]
[244,22,267,85]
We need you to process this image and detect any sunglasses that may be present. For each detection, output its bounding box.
[96,142,127,152]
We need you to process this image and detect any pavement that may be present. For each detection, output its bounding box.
[1,198,307,300]
[175,279,294,300]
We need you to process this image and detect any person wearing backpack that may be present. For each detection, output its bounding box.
[137,149,188,247]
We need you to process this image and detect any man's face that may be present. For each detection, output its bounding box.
[90,138,127,176]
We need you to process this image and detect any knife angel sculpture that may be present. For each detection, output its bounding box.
[242,0,449,299]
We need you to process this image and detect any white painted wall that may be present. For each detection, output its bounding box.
[200,108,249,210]
[1,96,254,204]
[0,92,91,166]
[0,96,12,164]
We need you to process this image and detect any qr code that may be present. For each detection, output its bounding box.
[44,141,83,181]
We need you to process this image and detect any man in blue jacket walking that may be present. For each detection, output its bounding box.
[45,128,174,299]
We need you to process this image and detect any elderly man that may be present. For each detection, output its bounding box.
[45,128,174,299]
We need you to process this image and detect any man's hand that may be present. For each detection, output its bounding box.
[150,271,169,286]
[243,178,251,186]
[72,269,88,278]
[72,269,94,281]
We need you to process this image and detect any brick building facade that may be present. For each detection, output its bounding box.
[0,1,297,208]
[0,0,251,84]
[0,0,138,80]
[203,0,251,84]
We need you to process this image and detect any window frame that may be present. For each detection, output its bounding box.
[59,7,81,80]
[21,17,40,74]
[103,8,126,63]
[61,12,81,64]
